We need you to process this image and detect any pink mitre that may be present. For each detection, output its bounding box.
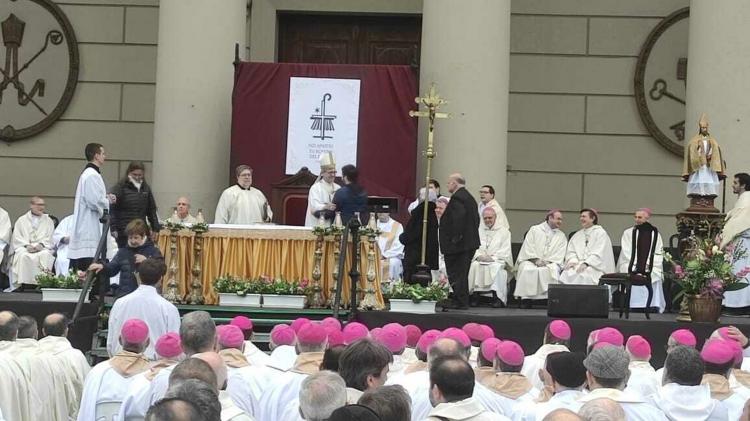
[121,318,149,344]
[496,340,525,366]
[217,324,244,349]
[230,316,253,332]
[548,320,571,340]
[626,335,651,359]
[155,332,182,358]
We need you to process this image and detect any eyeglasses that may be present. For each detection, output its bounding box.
[478,190,490,194]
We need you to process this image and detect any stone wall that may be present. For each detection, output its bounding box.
[0,0,158,221]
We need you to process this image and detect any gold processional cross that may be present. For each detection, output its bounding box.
[409,83,450,268]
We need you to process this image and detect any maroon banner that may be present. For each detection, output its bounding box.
[230,62,418,223]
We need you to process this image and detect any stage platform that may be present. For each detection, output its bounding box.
[2,291,749,367]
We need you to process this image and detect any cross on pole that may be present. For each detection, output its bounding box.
[409,83,450,270]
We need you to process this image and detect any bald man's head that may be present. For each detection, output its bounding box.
[542,408,583,421]
[169,358,217,392]
[193,352,227,391]
[428,338,468,364]
[0,311,19,341]
[578,398,625,421]
[146,398,203,421]
[43,313,68,337]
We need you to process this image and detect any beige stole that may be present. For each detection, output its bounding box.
[702,374,733,400]
[109,351,150,378]
[219,348,250,368]
[290,352,324,375]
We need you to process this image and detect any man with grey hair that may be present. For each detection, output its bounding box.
[118,311,218,421]
[215,165,272,224]
[574,346,667,420]
[299,370,347,421]
[9,195,55,290]
[440,173,480,309]
[164,379,221,421]
[542,408,583,421]
[648,346,727,420]
[358,384,411,421]
[578,398,626,421]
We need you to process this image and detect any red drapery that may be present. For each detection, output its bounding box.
[230,62,418,222]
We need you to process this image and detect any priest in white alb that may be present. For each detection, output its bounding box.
[477,184,509,230]
[559,209,615,285]
[166,197,198,224]
[305,152,341,227]
[0,206,10,267]
[77,319,151,421]
[467,207,513,307]
[720,173,750,308]
[215,165,273,224]
[10,196,55,290]
[617,208,665,312]
[377,212,404,281]
[514,209,567,306]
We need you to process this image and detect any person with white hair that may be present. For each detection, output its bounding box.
[9,196,55,290]
[467,206,513,307]
[578,398,626,421]
[305,152,341,227]
[299,370,347,420]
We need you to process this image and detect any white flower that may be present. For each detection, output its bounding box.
[712,245,720,254]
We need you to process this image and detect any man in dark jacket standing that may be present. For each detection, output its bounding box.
[439,173,480,309]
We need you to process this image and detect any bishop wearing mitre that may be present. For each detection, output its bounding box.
[682,113,725,197]
[305,152,341,227]
[10,196,56,290]
[215,165,273,224]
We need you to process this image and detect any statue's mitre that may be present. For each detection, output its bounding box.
[698,113,709,127]
[1,14,25,46]
[319,151,336,171]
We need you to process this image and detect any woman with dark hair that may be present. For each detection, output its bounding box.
[110,161,161,247]
[332,164,369,225]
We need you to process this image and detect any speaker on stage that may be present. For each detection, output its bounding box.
[547,284,609,318]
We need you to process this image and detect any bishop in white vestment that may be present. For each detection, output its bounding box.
[467,208,513,304]
[377,213,405,281]
[617,208,666,312]
[721,176,750,308]
[215,165,272,224]
[10,197,55,289]
[0,206,10,266]
[559,209,615,285]
[514,210,567,300]
[304,152,340,227]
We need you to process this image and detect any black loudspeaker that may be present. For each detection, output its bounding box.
[547,284,609,318]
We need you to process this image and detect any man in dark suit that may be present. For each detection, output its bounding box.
[439,173,480,309]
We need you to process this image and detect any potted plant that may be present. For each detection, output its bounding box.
[259,276,307,309]
[38,270,87,303]
[667,236,750,322]
[388,279,449,314]
[213,275,261,307]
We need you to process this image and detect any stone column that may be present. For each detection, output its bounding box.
[151,0,247,220]
[417,0,510,204]
[685,0,750,209]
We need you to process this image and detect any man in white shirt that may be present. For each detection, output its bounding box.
[477,185,509,230]
[216,324,271,417]
[0,206,11,268]
[107,258,180,360]
[624,335,659,400]
[559,209,616,286]
[305,152,341,227]
[616,208,665,312]
[514,210,567,307]
[468,207,513,307]
[574,346,667,420]
[9,196,55,290]
[215,165,272,224]
[720,173,750,308]
[38,313,91,419]
[376,213,405,282]
[515,351,587,421]
[425,355,510,421]
[521,320,571,392]
[78,319,151,421]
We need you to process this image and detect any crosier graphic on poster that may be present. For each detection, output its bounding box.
[286,77,361,175]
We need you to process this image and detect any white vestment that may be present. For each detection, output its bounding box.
[69,165,109,260]
[687,138,720,196]
[377,218,405,281]
[215,185,272,224]
[478,199,510,231]
[514,222,567,299]
[10,211,55,288]
[38,335,91,418]
[107,285,181,360]
[9,338,71,421]
[166,214,197,224]
[220,390,254,421]
[268,345,297,371]
[721,191,750,307]
[0,207,11,268]
[559,225,615,285]
[54,215,119,281]
[625,360,660,400]
[649,383,727,421]
[116,365,173,421]
[571,388,668,421]
[468,222,513,301]
[617,227,666,312]
[77,357,148,421]
[257,370,309,421]
[0,350,34,421]
[411,378,512,420]
[243,341,272,367]
[226,364,273,417]
[520,344,569,391]
[425,397,510,421]
[515,389,585,421]
[304,179,340,227]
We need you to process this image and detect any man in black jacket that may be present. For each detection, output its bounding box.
[439,174,480,309]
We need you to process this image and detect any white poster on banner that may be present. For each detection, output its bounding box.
[286,77,361,175]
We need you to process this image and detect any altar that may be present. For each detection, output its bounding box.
[156,224,385,306]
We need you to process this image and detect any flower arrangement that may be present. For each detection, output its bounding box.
[388,279,449,303]
[212,275,252,295]
[666,235,750,301]
[36,269,82,289]
[311,225,345,237]
[256,275,307,295]
[190,222,209,234]
[163,220,186,231]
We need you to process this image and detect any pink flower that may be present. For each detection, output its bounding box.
[737,266,750,279]
[674,265,685,278]
[300,278,310,288]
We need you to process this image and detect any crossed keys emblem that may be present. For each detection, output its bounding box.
[310,93,336,140]
[0,13,63,115]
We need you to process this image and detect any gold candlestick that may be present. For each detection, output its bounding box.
[309,232,326,308]
[187,224,208,305]
[359,228,383,310]
[163,226,182,304]
[327,212,344,308]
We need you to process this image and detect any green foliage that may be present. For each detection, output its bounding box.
[388,280,449,303]
[213,275,307,296]
[36,269,81,289]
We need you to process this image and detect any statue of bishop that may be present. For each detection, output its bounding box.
[682,113,725,197]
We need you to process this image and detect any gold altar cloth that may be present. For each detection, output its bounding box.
[156,226,384,306]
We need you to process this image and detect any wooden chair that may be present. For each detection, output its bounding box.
[270,167,318,226]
